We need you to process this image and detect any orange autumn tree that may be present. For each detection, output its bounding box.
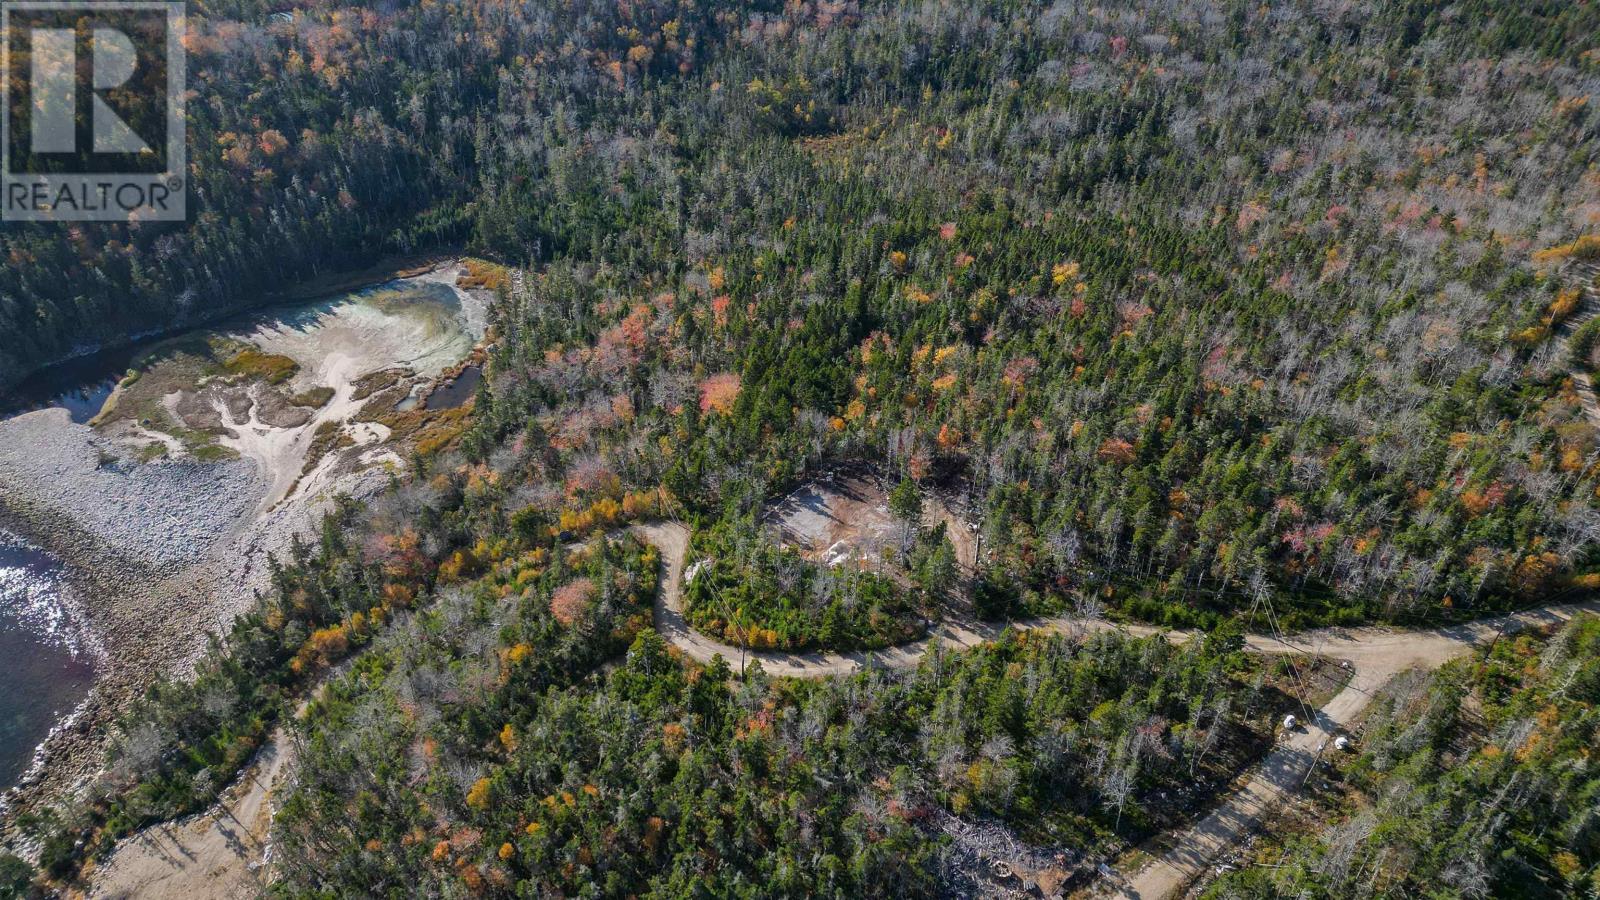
[550,578,597,626]
[699,373,742,414]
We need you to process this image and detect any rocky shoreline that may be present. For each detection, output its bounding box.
[0,262,491,842]
[0,489,231,827]
[0,405,373,832]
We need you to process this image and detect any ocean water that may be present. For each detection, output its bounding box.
[0,533,97,790]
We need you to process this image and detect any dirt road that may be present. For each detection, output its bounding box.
[1560,260,1600,428]
[635,520,1597,676]
[630,521,1600,899]
[1107,602,1600,900]
[86,521,1599,900]
[630,520,1005,677]
[87,729,292,900]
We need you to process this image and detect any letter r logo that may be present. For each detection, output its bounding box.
[2,0,187,222]
[31,26,151,155]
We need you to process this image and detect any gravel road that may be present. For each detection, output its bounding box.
[629,519,1600,900]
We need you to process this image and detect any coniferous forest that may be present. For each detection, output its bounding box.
[4,0,1600,897]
